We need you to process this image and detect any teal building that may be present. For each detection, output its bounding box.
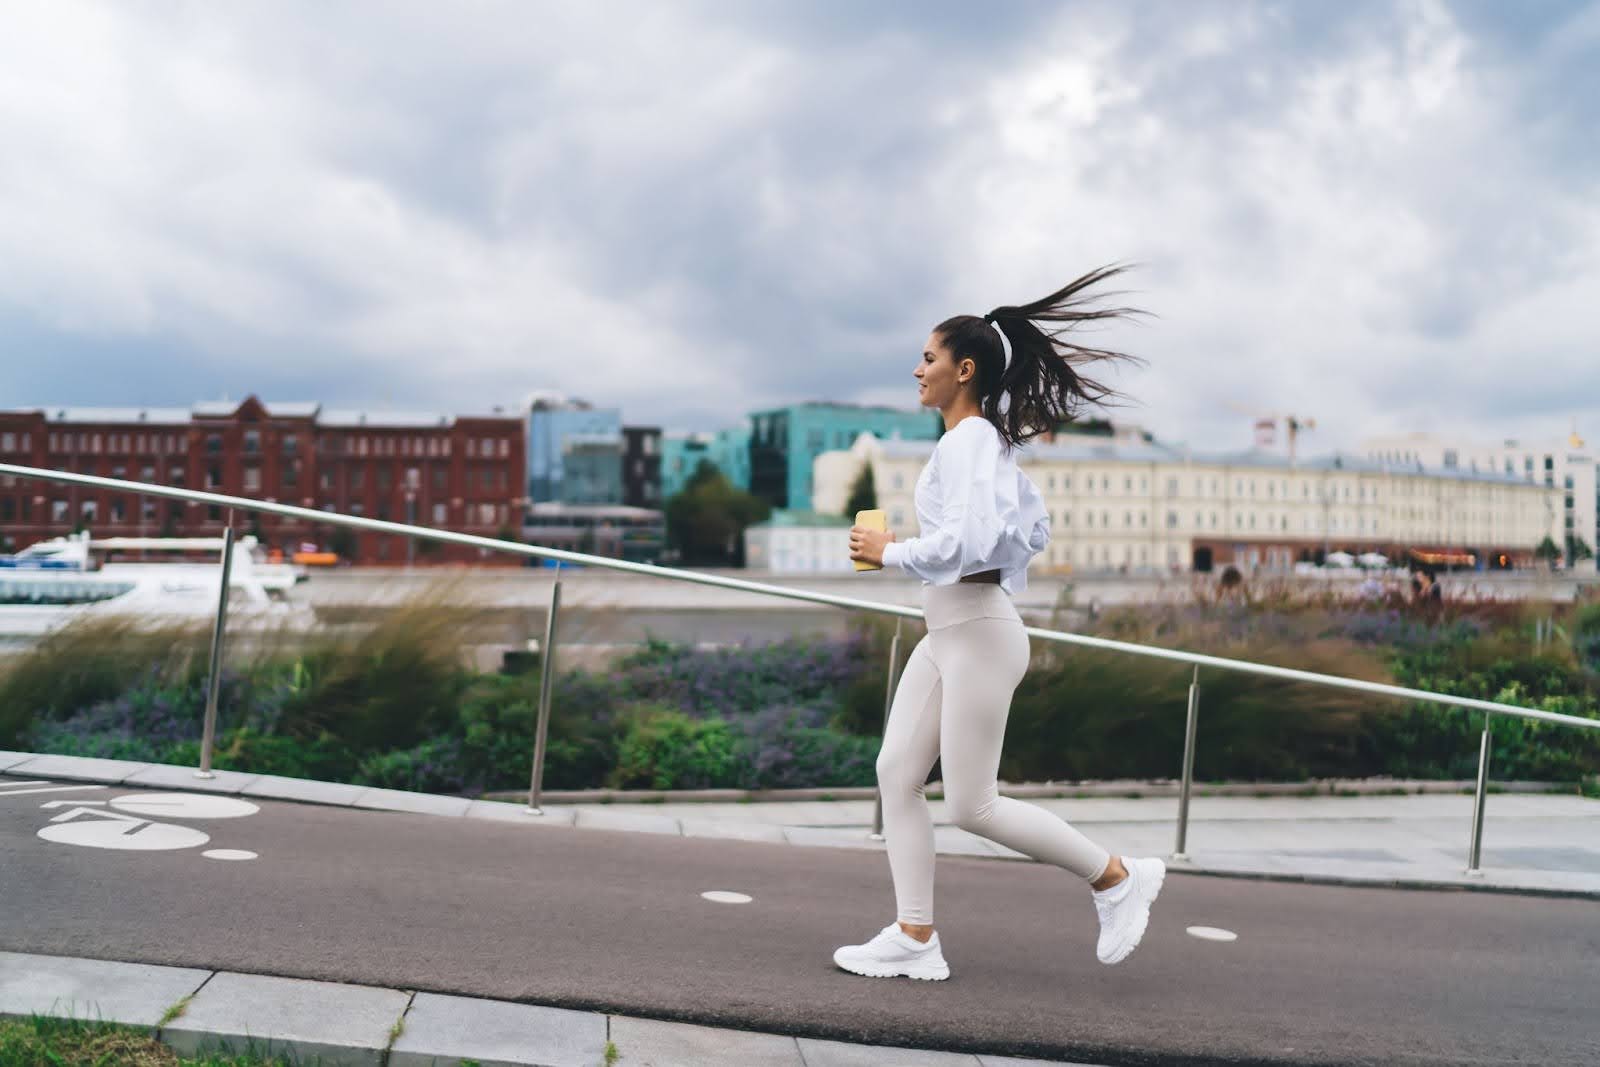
[661,426,752,500]
[749,402,942,511]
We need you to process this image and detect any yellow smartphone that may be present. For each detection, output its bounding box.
[853,509,887,571]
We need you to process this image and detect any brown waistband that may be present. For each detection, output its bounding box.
[958,569,1001,584]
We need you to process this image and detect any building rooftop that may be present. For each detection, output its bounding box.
[10,401,519,428]
[871,435,1544,485]
[749,508,853,528]
[316,410,455,428]
[526,502,663,519]
[33,407,195,425]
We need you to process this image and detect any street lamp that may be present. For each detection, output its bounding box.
[404,468,420,569]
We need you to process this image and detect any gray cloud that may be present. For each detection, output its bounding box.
[0,0,1596,454]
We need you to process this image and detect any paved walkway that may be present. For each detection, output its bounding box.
[539,789,1600,896]
[3,751,1598,1065]
[3,751,1596,898]
[0,951,1095,1067]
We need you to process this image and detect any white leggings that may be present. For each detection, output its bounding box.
[877,582,1111,926]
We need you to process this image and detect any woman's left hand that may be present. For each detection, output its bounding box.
[849,526,896,567]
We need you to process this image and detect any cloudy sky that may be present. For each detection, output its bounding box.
[2,1,1596,454]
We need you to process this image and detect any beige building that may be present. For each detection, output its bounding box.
[813,432,1561,576]
[1362,429,1596,573]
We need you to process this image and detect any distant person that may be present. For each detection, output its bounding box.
[1410,567,1441,604]
[1219,563,1244,593]
[845,266,1162,980]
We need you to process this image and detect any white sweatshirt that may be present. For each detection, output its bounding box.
[878,415,1051,595]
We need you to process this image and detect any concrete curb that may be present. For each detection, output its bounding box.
[481,777,1577,805]
[0,950,1097,1067]
[4,750,1595,900]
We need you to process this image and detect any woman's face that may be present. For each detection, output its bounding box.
[915,331,974,410]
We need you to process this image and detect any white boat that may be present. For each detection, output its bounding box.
[0,532,314,640]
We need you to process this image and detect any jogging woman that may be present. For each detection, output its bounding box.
[841,265,1163,979]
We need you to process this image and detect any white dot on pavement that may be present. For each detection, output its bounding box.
[202,849,258,861]
[1186,925,1238,942]
[701,891,752,904]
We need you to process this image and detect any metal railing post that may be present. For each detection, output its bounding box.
[1172,665,1201,861]
[1466,711,1493,876]
[526,561,563,815]
[869,618,904,841]
[195,512,236,780]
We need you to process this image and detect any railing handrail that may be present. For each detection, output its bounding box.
[3,461,1597,734]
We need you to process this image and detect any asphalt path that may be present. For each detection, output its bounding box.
[1,776,1597,1066]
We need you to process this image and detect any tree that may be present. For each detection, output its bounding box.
[1534,536,1561,568]
[844,461,877,519]
[664,460,771,566]
[1568,536,1594,565]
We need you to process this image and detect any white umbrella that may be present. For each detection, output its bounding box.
[1358,552,1388,567]
[1325,551,1356,567]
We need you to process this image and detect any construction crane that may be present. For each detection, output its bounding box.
[1224,403,1317,466]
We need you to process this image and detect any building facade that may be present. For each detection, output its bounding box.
[1362,430,1597,571]
[621,426,662,509]
[0,397,525,565]
[525,394,623,505]
[742,509,855,574]
[661,426,751,500]
[814,432,1561,576]
[748,402,942,512]
[523,502,665,565]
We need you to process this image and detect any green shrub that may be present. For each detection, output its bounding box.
[272,595,476,753]
[610,705,742,789]
[0,617,210,748]
[1574,601,1600,673]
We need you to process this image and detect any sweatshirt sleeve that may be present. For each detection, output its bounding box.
[880,422,1033,584]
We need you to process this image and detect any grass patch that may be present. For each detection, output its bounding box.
[0,1014,295,1065]
[605,1040,620,1066]
[159,993,193,1025]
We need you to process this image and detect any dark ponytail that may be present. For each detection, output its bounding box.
[934,264,1147,451]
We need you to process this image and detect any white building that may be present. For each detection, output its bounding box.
[1362,430,1597,573]
[743,509,856,574]
[813,431,1561,576]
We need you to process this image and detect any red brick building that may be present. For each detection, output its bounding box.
[0,397,526,565]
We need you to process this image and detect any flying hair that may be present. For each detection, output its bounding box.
[934,264,1149,451]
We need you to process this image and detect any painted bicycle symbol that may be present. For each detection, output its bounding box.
[35,792,261,861]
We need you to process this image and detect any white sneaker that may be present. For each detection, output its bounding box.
[1093,857,1166,965]
[833,923,950,980]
